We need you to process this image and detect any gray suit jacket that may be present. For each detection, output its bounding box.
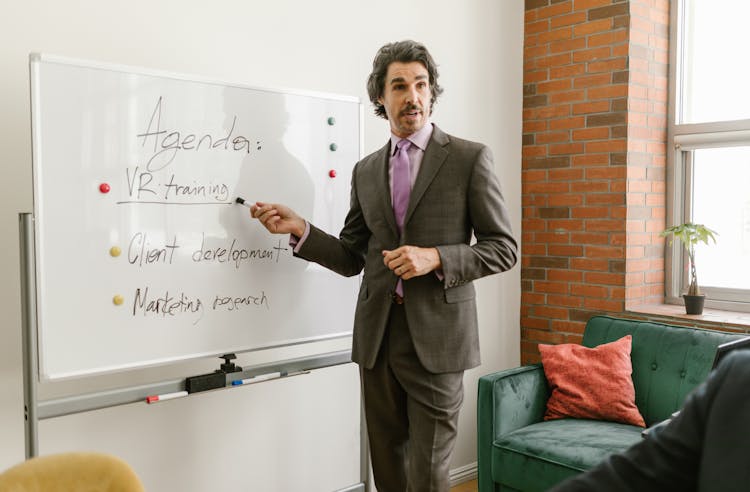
[296,125,517,373]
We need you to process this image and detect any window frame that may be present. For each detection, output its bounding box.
[666,0,750,312]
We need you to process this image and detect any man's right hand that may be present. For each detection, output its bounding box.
[250,201,306,237]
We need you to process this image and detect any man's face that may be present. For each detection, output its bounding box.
[378,61,432,138]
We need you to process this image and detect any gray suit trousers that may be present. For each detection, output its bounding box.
[361,302,464,492]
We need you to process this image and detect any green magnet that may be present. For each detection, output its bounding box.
[329,143,338,151]
[327,117,336,125]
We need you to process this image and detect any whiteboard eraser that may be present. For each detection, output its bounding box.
[185,372,226,393]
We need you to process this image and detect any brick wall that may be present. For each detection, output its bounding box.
[521,0,669,363]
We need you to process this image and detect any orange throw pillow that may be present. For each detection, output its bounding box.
[539,335,646,427]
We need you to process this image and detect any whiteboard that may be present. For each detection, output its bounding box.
[30,54,361,380]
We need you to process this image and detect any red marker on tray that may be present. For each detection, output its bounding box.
[146,391,188,404]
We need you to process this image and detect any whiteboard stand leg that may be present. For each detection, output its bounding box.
[19,213,39,458]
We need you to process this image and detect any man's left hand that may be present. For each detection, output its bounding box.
[382,246,441,280]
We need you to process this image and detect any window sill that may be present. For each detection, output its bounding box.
[627,304,750,332]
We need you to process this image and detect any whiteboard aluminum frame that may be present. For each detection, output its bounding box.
[29,53,364,380]
[25,55,368,489]
[29,53,360,104]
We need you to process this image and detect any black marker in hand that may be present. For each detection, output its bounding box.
[235,196,252,209]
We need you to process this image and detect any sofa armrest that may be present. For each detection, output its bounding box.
[477,364,549,492]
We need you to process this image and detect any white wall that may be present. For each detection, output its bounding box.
[0,0,523,489]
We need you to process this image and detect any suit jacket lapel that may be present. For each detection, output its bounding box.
[404,125,449,227]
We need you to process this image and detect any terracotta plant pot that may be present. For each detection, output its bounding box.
[683,294,705,315]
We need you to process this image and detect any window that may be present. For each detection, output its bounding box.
[668,0,750,310]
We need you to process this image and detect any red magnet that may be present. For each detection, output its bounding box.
[329,170,337,178]
[99,183,111,193]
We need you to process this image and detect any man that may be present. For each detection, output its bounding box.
[250,40,517,491]
[550,349,750,492]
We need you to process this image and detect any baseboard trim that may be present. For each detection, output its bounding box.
[450,461,478,486]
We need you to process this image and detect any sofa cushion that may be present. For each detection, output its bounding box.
[539,335,646,426]
[492,419,643,492]
[582,316,746,425]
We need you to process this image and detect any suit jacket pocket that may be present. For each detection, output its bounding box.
[444,283,475,303]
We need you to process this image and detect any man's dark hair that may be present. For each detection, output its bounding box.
[366,40,444,119]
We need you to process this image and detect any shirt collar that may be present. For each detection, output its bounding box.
[390,122,434,154]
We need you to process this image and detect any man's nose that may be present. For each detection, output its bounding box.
[406,86,419,104]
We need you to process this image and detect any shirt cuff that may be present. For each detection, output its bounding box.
[289,221,310,253]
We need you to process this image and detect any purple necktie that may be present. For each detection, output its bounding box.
[392,139,412,233]
[392,139,412,297]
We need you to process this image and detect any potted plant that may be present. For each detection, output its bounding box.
[660,222,718,314]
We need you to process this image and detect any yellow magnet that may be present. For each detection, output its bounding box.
[113,295,124,306]
[110,246,121,257]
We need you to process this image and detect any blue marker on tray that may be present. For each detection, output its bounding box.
[231,371,287,386]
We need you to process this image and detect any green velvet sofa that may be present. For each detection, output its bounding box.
[477,315,746,492]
